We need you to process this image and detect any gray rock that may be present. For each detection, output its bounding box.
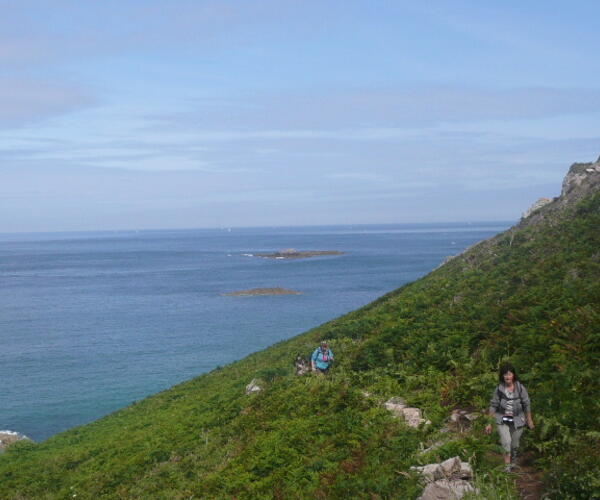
[459,462,473,480]
[439,457,461,477]
[418,479,475,500]
[413,456,473,488]
[522,197,552,218]
[411,463,444,482]
[560,160,600,203]
[402,407,427,428]
[384,398,429,427]
[384,396,406,408]
[518,157,600,229]
[384,397,407,417]
[245,379,262,395]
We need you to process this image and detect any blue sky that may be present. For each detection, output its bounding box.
[1,0,599,232]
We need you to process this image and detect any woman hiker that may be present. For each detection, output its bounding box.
[485,363,534,471]
[311,341,334,375]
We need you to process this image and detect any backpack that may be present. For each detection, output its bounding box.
[495,382,523,414]
[313,347,332,363]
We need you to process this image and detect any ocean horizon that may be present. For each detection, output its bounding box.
[1,221,511,442]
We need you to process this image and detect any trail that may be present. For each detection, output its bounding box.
[513,451,545,500]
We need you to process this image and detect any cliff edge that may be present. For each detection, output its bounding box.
[520,155,600,226]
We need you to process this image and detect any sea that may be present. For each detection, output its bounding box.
[0,222,511,442]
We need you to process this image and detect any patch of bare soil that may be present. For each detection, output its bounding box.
[514,451,545,500]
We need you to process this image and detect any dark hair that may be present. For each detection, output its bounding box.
[498,363,519,384]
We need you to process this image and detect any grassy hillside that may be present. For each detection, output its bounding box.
[1,162,599,499]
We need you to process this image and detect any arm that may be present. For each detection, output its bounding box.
[485,388,500,434]
[485,408,495,434]
[521,384,534,429]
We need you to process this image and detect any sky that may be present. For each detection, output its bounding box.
[1,0,600,233]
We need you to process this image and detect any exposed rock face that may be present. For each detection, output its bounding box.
[384,397,430,428]
[224,287,301,296]
[412,456,475,500]
[403,408,428,428]
[419,479,475,500]
[521,156,600,227]
[384,396,407,415]
[0,431,31,452]
[522,197,552,218]
[245,379,263,395]
[561,159,600,201]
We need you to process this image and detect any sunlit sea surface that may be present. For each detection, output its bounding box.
[0,222,510,441]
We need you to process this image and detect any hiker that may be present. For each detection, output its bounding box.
[485,363,534,471]
[311,341,334,375]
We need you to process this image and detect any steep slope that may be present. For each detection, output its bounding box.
[1,159,599,499]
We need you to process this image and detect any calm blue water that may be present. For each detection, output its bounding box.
[0,222,510,441]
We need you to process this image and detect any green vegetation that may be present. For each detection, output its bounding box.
[1,169,599,499]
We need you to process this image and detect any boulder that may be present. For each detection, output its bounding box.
[245,379,263,395]
[459,462,473,480]
[418,478,475,500]
[413,457,475,499]
[402,407,427,428]
[384,396,406,409]
[410,463,444,482]
[384,397,407,417]
[384,398,429,427]
[439,457,461,477]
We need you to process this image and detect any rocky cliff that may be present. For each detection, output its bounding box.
[520,155,600,226]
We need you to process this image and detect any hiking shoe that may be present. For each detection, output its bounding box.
[504,464,514,473]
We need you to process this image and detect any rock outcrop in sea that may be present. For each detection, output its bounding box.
[254,249,344,259]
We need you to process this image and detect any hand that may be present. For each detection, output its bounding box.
[528,419,535,430]
[485,424,492,435]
